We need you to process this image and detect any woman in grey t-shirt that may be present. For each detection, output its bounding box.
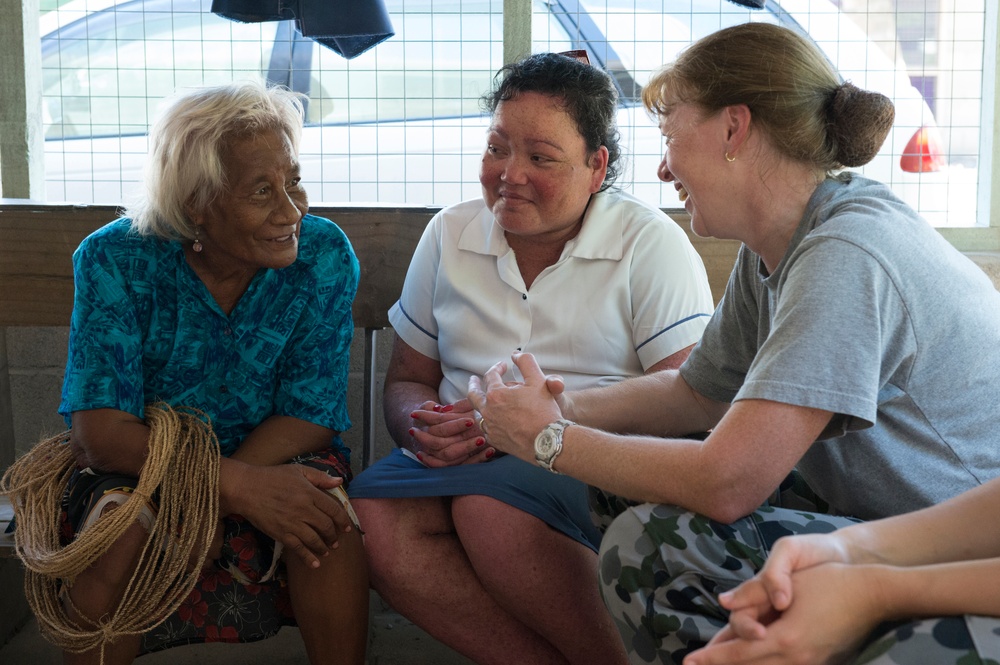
[468,22,1000,665]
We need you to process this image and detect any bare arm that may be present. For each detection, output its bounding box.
[72,407,336,474]
[687,556,1000,665]
[747,474,1000,600]
[725,479,1000,620]
[688,480,1000,665]
[383,333,445,450]
[645,342,695,373]
[687,477,1000,665]
[470,353,831,522]
[834,474,1000,567]
[229,415,336,466]
[556,399,829,522]
[70,408,351,568]
[69,408,151,475]
[383,334,491,465]
[563,365,729,437]
[875,557,1000,619]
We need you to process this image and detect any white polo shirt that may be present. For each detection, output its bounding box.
[389,189,715,403]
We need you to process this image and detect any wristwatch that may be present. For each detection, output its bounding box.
[534,419,574,473]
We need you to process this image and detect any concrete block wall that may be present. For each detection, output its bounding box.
[6,327,68,459]
[0,327,71,646]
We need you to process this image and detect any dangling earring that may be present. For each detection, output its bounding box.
[192,227,203,253]
[725,151,736,163]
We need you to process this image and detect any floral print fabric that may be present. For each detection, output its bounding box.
[59,447,353,651]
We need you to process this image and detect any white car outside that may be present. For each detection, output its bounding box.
[38,0,982,226]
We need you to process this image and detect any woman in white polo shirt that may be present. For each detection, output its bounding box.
[349,52,714,665]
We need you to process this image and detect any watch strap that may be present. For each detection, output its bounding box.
[535,419,574,473]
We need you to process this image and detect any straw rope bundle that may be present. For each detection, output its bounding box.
[0,403,220,659]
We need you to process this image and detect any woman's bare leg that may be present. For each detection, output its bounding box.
[286,524,369,665]
[353,497,568,665]
[62,521,147,665]
[453,495,628,665]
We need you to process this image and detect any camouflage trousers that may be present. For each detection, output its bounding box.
[856,615,1000,665]
[593,478,1000,665]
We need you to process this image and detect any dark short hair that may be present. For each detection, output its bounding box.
[482,52,622,190]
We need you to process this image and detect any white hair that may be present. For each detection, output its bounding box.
[126,79,306,240]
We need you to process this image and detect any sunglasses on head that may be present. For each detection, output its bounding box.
[557,49,591,65]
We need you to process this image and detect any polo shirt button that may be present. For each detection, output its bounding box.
[522,293,527,300]
[223,327,233,336]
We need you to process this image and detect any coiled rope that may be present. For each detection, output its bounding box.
[0,403,220,661]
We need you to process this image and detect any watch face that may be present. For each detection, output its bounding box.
[536,431,559,457]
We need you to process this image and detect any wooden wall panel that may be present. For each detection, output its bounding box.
[0,203,738,328]
[0,204,438,328]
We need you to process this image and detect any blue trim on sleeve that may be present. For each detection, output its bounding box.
[636,313,712,351]
[398,303,439,341]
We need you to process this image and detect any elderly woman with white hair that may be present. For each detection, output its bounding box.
[49,80,367,665]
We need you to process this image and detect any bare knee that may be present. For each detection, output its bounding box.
[67,521,149,623]
[353,497,452,585]
[285,526,369,598]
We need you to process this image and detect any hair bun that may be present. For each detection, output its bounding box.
[829,82,895,167]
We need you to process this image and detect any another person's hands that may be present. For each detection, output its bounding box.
[543,373,570,415]
[684,533,872,665]
[222,462,354,569]
[684,561,882,665]
[727,532,855,616]
[407,398,494,467]
[467,353,564,462]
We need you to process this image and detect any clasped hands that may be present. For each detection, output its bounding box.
[405,353,565,467]
[460,352,567,464]
[684,533,881,665]
[405,397,494,467]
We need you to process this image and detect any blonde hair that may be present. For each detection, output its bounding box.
[642,23,894,172]
[126,80,306,240]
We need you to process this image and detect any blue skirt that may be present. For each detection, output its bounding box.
[348,449,603,552]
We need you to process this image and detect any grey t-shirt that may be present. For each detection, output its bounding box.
[681,174,1000,520]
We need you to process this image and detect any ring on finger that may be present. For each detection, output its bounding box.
[476,415,489,434]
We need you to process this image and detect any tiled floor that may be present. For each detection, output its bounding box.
[0,592,474,665]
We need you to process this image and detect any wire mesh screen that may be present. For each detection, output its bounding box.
[536,0,990,226]
[37,0,992,227]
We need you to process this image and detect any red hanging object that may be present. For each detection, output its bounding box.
[900,125,946,173]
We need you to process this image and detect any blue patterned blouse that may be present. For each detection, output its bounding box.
[59,215,360,458]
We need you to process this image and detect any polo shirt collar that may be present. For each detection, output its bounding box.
[457,189,625,261]
[567,190,625,261]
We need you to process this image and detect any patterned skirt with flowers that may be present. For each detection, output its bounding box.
[59,445,353,653]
